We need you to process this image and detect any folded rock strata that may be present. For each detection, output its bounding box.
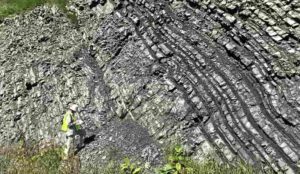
[0,0,300,173]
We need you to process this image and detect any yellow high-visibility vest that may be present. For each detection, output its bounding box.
[61,111,80,132]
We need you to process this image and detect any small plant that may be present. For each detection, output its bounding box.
[157,145,192,174]
[120,157,142,174]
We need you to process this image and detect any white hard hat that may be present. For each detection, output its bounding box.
[69,104,78,112]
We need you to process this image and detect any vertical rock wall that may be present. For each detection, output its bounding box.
[0,0,300,173]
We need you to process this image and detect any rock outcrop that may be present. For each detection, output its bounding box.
[0,0,300,173]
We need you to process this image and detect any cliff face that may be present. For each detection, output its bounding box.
[1,0,300,173]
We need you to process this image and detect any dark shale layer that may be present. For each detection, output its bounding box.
[0,0,300,173]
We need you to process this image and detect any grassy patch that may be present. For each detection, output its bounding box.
[82,145,275,174]
[156,145,274,174]
[0,155,11,173]
[81,161,121,174]
[81,158,143,174]
[184,158,267,174]
[0,142,276,174]
[0,0,69,19]
[0,143,80,174]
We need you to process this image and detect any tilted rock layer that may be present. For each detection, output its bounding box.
[1,0,300,173]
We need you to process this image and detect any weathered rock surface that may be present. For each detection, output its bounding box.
[1,0,300,173]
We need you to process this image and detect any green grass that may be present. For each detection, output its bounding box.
[184,158,272,174]
[156,145,274,174]
[0,143,275,174]
[0,143,80,174]
[81,161,121,174]
[0,0,68,19]
[81,158,143,174]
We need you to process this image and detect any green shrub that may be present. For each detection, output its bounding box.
[0,0,44,18]
[120,157,143,174]
[81,158,143,174]
[0,142,275,174]
[157,145,274,174]
[0,0,70,19]
[103,161,121,174]
[157,145,192,174]
[6,147,62,173]
[0,143,80,174]
[30,147,63,174]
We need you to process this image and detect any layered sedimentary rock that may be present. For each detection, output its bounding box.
[0,0,300,173]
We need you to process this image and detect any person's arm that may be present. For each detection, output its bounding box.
[75,113,84,125]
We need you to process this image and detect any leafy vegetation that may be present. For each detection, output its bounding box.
[120,157,143,174]
[0,0,75,20]
[0,142,275,174]
[81,161,120,174]
[156,145,274,174]
[157,145,192,174]
[0,143,80,174]
[81,158,143,174]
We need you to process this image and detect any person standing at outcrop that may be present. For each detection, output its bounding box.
[61,104,85,159]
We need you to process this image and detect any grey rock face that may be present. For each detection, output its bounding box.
[79,119,163,168]
[1,0,300,173]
